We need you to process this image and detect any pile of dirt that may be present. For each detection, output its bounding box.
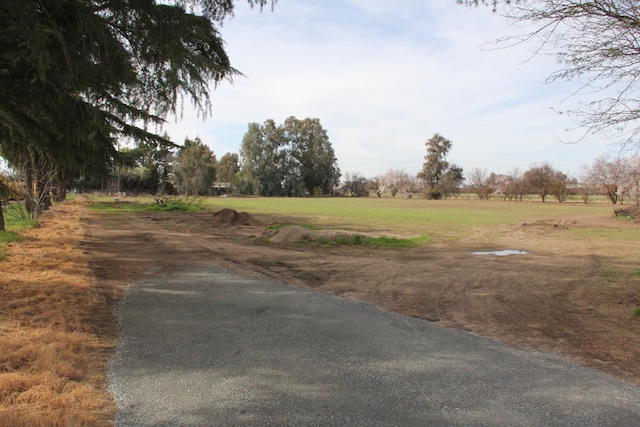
[268,225,315,244]
[209,208,263,227]
[266,225,355,244]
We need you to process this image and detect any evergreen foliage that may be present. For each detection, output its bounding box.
[173,137,217,196]
[417,134,465,199]
[0,0,273,226]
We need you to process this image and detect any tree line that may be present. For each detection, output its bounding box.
[4,123,638,212]
[65,116,341,198]
[3,0,640,231]
[368,151,640,205]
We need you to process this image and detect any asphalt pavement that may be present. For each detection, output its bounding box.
[108,266,640,426]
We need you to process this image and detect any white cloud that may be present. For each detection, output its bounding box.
[162,0,610,178]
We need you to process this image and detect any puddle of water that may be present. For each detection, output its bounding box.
[472,250,528,256]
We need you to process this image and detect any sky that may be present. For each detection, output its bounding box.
[162,0,619,179]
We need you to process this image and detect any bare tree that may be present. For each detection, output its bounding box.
[549,170,570,203]
[397,171,418,198]
[491,169,526,201]
[381,169,400,197]
[584,154,627,204]
[576,170,598,204]
[341,172,370,197]
[378,169,417,198]
[9,156,58,223]
[370,176,383,197]
[619,155,640,205]
[467,168,495,200]
[463,1,640,146]
[524,162,563,203]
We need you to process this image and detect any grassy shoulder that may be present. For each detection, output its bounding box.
[0,203,37,260]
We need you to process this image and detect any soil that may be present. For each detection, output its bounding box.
[82,204,640,386]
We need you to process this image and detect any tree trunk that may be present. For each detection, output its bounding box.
[53,176,67,202]
[0,199,5,232]
[36,165,52,212]
[24,159,36,216]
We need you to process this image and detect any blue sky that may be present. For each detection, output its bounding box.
[162,0,616,179]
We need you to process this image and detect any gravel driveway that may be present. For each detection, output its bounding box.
[108,266,640,426]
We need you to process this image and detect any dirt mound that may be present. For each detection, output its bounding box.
[268,225,315,244]
[266,225,355,244]
[209,208,263,227]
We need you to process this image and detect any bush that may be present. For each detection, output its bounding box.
[424,190,442,200]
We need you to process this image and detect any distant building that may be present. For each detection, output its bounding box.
[212,182,232,195]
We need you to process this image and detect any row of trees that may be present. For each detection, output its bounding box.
[67,126,640,206]
[466,165,573,203]
[69,116,341,198]
[466,155,640,205]
[364,153,640,205]
[4,112,637,206]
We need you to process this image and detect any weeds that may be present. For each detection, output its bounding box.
[0,231,24,260]
[146,200,203,212]
[316,234,430,248]
[604,270,624,283]
[89,197,205,213]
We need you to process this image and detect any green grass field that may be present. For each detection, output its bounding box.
[89,194,624,242]
[204,196,617,236]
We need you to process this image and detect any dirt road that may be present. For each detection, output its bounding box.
[83,206,640,386]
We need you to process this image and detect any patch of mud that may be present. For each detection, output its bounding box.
[208,208,263,228]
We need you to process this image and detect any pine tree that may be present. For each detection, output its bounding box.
[0,0,274,225]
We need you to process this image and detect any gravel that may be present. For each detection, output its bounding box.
[109,266,640,426]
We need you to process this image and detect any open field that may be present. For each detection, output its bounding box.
[86,195,640,382]
[201,196,621,234]
[92,194,623,236]
[1,195,639,424]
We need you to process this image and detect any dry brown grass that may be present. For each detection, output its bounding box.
[0,200,119,426]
